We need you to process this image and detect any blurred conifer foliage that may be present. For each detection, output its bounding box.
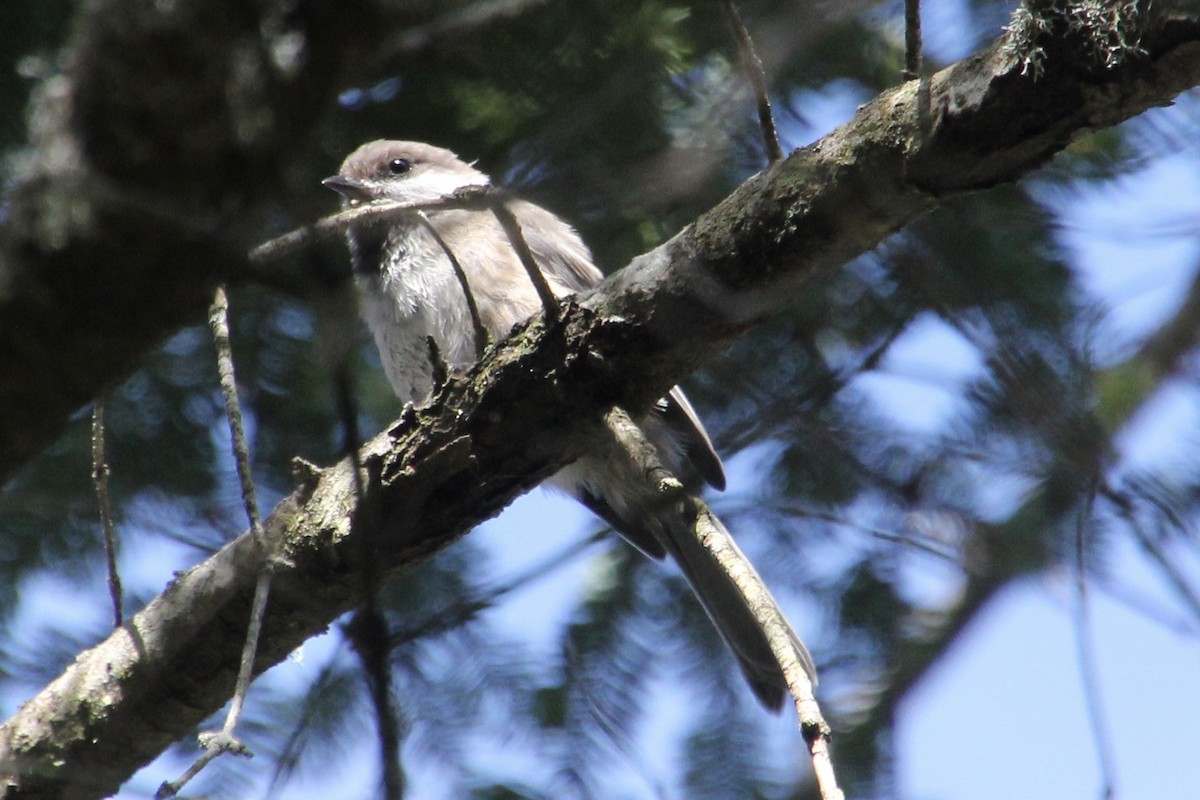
[1,1,1198,797]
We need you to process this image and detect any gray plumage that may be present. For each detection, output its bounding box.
[325,140,816,709]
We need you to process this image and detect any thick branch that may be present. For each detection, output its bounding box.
[2,3,1200,798]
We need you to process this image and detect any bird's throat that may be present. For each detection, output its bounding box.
[349,225,389,276]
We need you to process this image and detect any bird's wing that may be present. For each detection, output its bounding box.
[515,197,726,491]
[512,199,603,293]
[662,387,726,491]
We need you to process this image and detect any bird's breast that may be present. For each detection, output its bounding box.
[355,226,478,402]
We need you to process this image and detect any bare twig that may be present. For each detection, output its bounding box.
[714,317,907,455]
[347,605,405,799]
[157,286,276,799]
[90,398,123,629]
[833,511,961,564]
[1096,575,1199,637]
[603,407,686,497]
[155,734,251,799]
[269,529,603,794]
[1128,511,1200,628]
[416,211,490,358]
[601,408,841,798]
[210,287,266,546]
[391,530,605,646]
[903,0,923,80]
[690,500,842,800]
[728,499,963,563]
[720,0,784,162]
[249,194,492,264]
[227,568,273,713]
[251,188,561,330]
[486,192,561,322]
[1073,484,1117,800]
[1105,485,1200,628]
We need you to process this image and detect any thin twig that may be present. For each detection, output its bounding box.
[903,0,923,80]
[226,569,273,723]
[269,530,604,795]
[870,528,959,563]
[416,211,489,358]
[250,193,490,264]
[1112,491,1200,627]
[604,407,686,497]
[250,187,560,331]
[729,499,962,563]
[251,199,427,262]
[155,745,227,799]
[210,286,266,546]
[486,192,561,322]
[714,317,907,455]
[391,530,605,646]
[691,500,842,800]
[1136,524,1200,619]
[91,397,123,628]
[347,606,405,799]
[1096,575,1199,637]
[601,408,842,799]
[720,0,783,162]
[157,286,276,799]
[829,511,960,564]
[213,308,275,737]
[1073,483,1118,800]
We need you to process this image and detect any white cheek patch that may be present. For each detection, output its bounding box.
[381,170,490,203]
[426,169,489,198]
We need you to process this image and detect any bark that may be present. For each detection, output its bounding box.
[1,2,1199,797]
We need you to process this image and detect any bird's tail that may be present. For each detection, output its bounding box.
[657,501,817,711]
[556,414,816,710]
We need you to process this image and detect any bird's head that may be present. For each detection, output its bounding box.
[322,140,488,206]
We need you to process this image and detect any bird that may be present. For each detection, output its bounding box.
[324,140,816,709]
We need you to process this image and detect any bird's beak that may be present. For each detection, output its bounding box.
[322,174,374,203]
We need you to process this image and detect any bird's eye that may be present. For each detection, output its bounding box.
[388,158,412,175]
